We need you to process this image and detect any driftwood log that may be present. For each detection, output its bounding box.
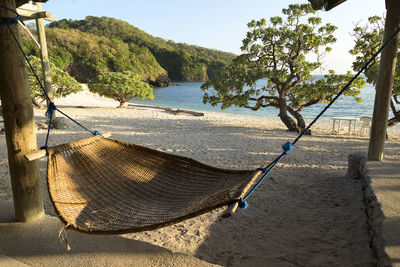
[165,108,204,117]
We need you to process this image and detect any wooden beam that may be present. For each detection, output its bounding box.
[0,0,44,222]
[16,8,55,22]
[34,2,53,107]
[18,3,39,12]
[325,0,348,10]
[16,0,47,7]
[368,0,400,161]
[18,20,40,49]
[308,0,348,11]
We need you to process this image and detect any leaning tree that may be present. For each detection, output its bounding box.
[350,15,400,126]
[202,4,365,133]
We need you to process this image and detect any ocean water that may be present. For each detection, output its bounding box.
[130,79,398,121]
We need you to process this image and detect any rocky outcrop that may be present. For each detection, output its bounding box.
[148,73,171,87]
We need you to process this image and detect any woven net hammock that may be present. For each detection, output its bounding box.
[47,135,261,234]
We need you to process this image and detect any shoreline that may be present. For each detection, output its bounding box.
[56,85,400,130]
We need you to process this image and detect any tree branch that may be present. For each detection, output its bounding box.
[390,97,398,115]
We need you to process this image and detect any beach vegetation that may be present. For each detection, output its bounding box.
[350,15,400,126]
[201,4,365,133]
[88,71,154,108]
[27,55,82,108]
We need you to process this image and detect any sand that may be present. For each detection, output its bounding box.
[1,88,400,266]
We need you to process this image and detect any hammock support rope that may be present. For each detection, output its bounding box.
[2,6,400,233]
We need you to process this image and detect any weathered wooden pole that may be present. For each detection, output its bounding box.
[0,0,44,221]
[368,0,400,161]
[34,1,54,106]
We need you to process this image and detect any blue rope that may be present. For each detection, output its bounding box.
[0,6,103,149]
[0,5,20,29]
[239,25,400,209]
[6,24,53,104]
[55,108,100,136]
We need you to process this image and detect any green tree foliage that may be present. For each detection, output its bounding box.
[88,71,154,108]
[49,16,236,81]
[201,4,365,133]
[350,16,400,126]
[27,55,82,107]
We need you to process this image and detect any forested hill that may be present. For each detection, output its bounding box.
[42,16,236,84]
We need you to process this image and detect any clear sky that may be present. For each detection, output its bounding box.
[41,0,386,74]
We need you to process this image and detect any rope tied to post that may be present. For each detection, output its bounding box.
[0,5,105,151]
[0,5,20,29]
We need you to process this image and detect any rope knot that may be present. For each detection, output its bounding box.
[282,141,293,155]
[40,145,49,155]
[7,15,19,25]
[45,102,56,119]
[93,130,102,136]
[48,102,57,110]
[238,198,249,210]
[0,6,20,28]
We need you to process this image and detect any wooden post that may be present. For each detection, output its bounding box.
[0,0,44,221]
[34,1,53,106]
[368,0,400,161]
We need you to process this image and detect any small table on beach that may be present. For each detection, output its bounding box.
[331,117,358,134]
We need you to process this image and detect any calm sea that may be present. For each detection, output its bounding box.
[130,78,398,121]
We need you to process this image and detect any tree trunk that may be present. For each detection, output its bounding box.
[118,101,126,108]
[0,0,44,222]
[388,112,400,126]
[287,106,307,131]
[388,97,400,126]
[278,100,299,132]
[32,98,45,109]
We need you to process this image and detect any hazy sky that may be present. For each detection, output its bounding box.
[41,0,386,74]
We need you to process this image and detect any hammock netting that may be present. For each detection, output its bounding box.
[47,135,260,233]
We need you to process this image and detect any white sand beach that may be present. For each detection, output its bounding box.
[1,88,400,266]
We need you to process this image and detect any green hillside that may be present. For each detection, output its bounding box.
[22,26,169,86]
[49,16,236,81]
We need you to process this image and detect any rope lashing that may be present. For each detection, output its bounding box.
[0,5,20,29]
[239,25,400,209]
[41,102,57,153]
[282,141,293,155]
[93,131,103,136]
[238,198,249,210]
[0,6,104,148]
[45,102,57,118]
